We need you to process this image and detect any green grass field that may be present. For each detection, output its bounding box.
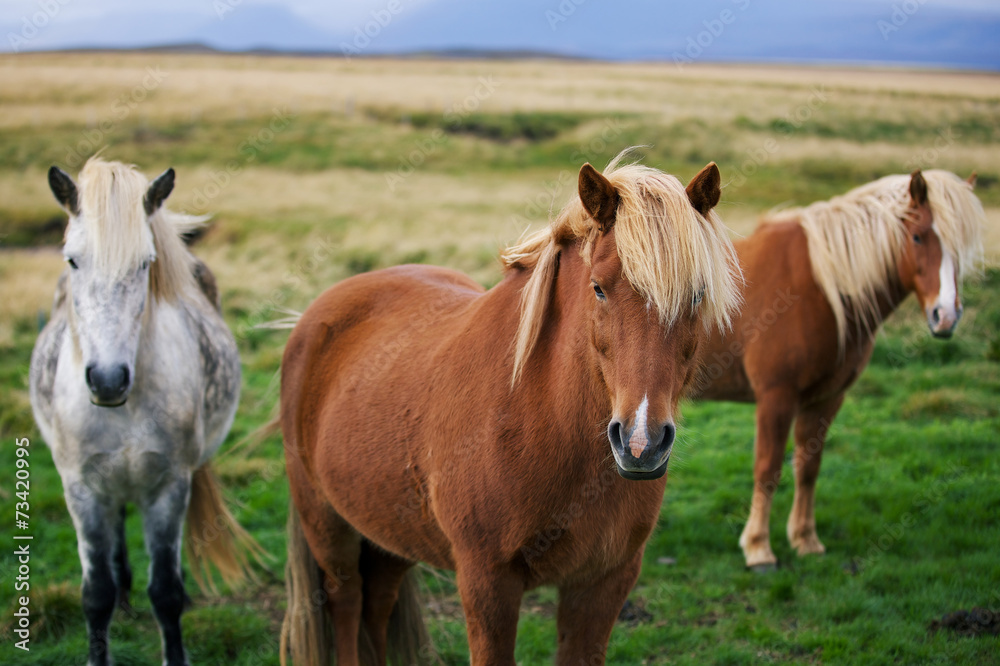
[1,53,999,665]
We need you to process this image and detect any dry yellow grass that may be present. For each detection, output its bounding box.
[2,53,998,327]
[3,52,998,128]
[0,248,64,347]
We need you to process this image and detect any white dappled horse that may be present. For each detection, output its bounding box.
[30,158,258,666]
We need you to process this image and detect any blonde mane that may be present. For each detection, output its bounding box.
[764,170,984,349]
[77,158,207,302]
[502,151,743,383]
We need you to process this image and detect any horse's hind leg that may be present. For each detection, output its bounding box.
[113,506,134,613]
[64,481,119,666]
[360,542,414,663]
[787,394,844,557]
[313,515,365,664]
[140,476,192,666]
[740,390,797,571]
[289,463,365,664]
[554,550,643,665]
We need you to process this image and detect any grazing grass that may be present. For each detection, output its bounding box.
[1,53,999,664]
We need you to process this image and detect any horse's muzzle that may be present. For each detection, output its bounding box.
[86,363,131,407]
[928,304,961,339]
[608,419,674,481]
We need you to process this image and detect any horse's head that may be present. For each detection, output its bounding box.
[577,161,741,480]
[49,161,176,407]
[897,169,977,339]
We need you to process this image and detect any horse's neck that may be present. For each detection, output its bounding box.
[874,274,911,322]
[846,263,912,343]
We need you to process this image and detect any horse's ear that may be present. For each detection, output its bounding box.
[909,169,928,206]
[48,166,79,215]
[144,167,175,215]
[967,171,977,189]
[686,162,721,217]
[578,163,619,233]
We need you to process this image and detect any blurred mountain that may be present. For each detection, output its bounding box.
[1,0,997,70]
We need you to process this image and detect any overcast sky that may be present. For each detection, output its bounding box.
[2,0,999,68]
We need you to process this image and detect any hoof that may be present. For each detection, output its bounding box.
[747,562,778,574]
[796,547,826,557]
[792,539,826,557]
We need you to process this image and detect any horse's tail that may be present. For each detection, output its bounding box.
[185,463,268,594]
[280,501,331,666]
[256,308,303,331]
[279,501,434,666]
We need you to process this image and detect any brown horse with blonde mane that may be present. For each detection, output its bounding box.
[691,169,984,571]
[279,152,742,664]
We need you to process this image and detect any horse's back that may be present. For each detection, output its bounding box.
[694,219,830,401]
[287,263,481,353]
[29,270,70,444]
[282,263,485,434]
[183,291,241,460]
[695,217,873,404]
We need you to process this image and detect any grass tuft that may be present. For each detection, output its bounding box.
[1,582,81,643]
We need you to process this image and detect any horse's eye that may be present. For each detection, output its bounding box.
[912,233,922,244]
[140,260,150,270]
[692,288,705,306]
[67,258,78,269]
[593,283,606,301]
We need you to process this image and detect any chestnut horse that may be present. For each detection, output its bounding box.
[279,154,742,664]
[691,169,984,570]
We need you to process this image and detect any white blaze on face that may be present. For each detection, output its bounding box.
[628,394,649,458]
[937,244,958,317]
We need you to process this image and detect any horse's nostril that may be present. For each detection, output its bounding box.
[931,307,942,325]
[86,364,131,402]
[661,423,676,449]
[608,420,624,449]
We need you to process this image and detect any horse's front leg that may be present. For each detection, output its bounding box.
[113,506,134,613]
[554,551,643,666]
[64,481,120,666]
[140,474,191,666]
[739,390,797,571]
[455,560,524,665]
